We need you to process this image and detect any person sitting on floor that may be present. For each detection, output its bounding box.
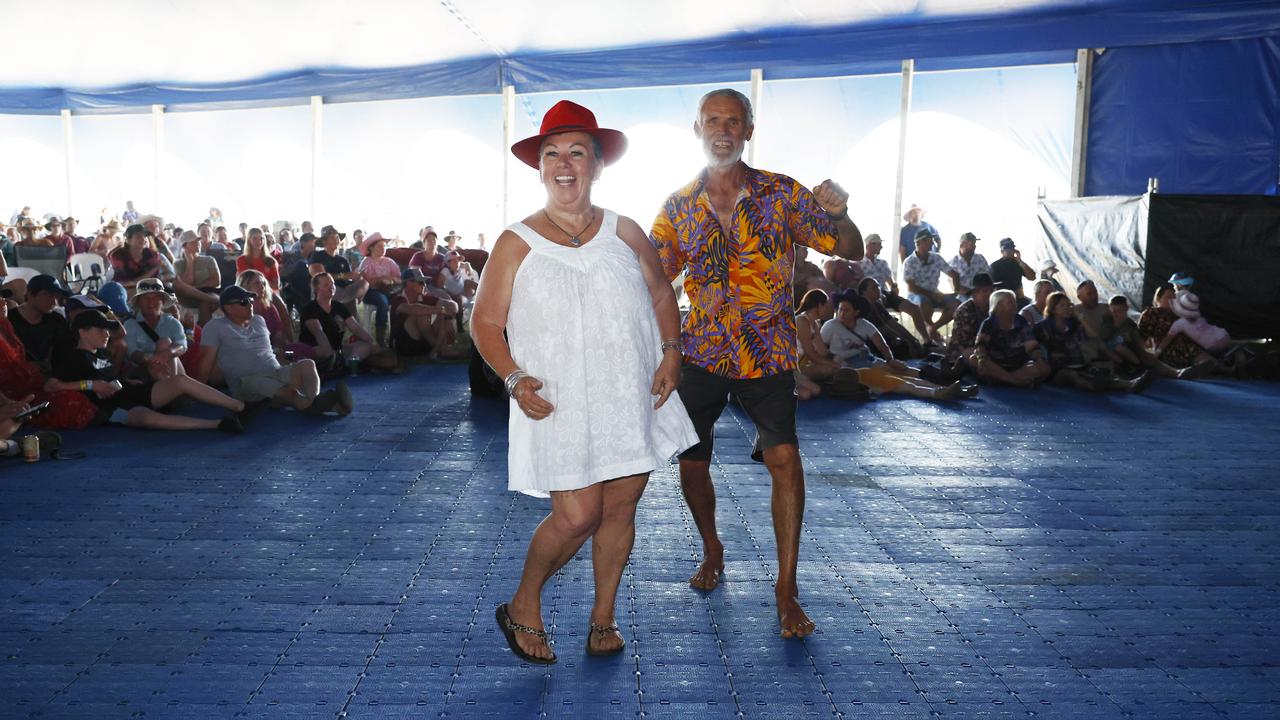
[973,289,1049,387]
[858,277,924,360]
[300,272,375,377]
[1139,283,1202,370]
[390,269,463,361]
[820,243,862,294]
[9,274,70,373]
[123,279,189,380]
[197,285,350,417]
[1156,290,1233,365]
[1036,291,1153,394]
[1108,293,1210,380]
[308,226,369,311]
[794,289,841,400]
[821,294,976,401]
[48,309,248,432]
[1073,279,1122,365]
[1020,279,1054,325]
[357,232,402,347]
[945,272,996,370]
[0,295,98,430]
[237,269,295,355]
[902,228,960,346]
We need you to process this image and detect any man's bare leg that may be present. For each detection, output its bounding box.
[679,458,724,590]
[761,443,815,639]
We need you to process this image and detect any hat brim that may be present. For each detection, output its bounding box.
[511,127,628,169]
[130,289,175,309]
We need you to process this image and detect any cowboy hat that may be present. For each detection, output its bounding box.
[511,100,627,169]
[360,232,388,255]
[902,204,925,222]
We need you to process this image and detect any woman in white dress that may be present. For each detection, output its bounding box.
[472,101,697,665]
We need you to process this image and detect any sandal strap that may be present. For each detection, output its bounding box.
[504,615,548,640]
[589,622,620,635]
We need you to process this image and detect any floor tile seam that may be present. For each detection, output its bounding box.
[441,481,520,711]
[334,431,492,715]
[674,481,745,718]
[623,538,645,717]
[801,522,942,715]
[716,409,842,715]
[247,437,485,711]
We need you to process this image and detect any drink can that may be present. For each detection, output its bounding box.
[347,356,359,377]
[22,435,39,463]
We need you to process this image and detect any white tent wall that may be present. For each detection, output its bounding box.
[4,64,1075,262]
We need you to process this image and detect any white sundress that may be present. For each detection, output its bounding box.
[504,210,698,497]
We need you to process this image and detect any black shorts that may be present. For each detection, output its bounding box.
[883,291,904,311]
[393,327,433,356]
[677,364,798,463]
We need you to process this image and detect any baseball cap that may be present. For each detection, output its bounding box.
[914,228,938,243]
[27,274,71,297]
[219,285,257,305]
[999,238,1016,251]
[401,268,429,284]
[960,232,979,244]
[864,233,882,246]
[66,295,107,311]
[971,273,994,289]
[124,223,152,238]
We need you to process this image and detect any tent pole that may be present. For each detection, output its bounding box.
[1070,49,1094,198]
[748,68,763,166]
[61,109,73,217]
[152,105,164,215]
[502,84,515,227]
[891,59,914,281]
[310,96,322,225]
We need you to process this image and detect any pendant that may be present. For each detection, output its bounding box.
[569,236,582,247]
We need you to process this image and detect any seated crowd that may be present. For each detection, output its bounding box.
[0,204,488,455]
[790,221,1241,402]
[0,202,1254,455]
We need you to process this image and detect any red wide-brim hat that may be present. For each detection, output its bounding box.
[510,100,627,169]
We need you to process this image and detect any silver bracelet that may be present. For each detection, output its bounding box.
[504,369,529,397]
[660,338,682,353]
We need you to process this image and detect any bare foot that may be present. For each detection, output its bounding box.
[688,552,725,591]
[777,594,815,639]
[507,601,554,661]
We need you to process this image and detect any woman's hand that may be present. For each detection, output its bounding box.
[93,380,121,399]
[651,352,681,409]
[512,376,554,420]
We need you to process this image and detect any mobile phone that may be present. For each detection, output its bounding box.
[12,401,51,422]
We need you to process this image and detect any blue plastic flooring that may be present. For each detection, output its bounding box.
[1,366,1278,719]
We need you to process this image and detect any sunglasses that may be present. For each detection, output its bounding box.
[226,299,254,307]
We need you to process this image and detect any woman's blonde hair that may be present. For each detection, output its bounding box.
[236,268,273,304]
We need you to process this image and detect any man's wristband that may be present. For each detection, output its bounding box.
[827,208,848,221]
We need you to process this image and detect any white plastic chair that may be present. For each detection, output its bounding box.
[2,265,39,288]
[66,252,107,293]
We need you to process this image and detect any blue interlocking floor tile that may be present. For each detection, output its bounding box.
[1,368,1278,718]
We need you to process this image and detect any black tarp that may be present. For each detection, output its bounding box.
[1145,195,1280,339]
